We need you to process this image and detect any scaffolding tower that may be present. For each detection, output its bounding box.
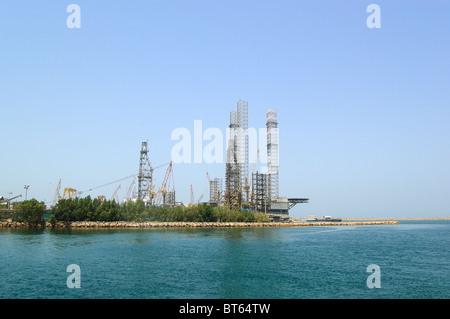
[237,99,249,197]
[225,99,249,209]
[266,108,279,199]
[138,141,153,203]
[225,110,241,209]
[209,177,223,204]
[165,191,176,207]
[251,171,269,213]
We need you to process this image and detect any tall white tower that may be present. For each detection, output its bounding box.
[237,99,249,196]
[266,108,279,199]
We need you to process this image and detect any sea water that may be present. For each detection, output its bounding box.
[0,221,448,299]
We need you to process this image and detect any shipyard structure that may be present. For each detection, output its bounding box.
[2,99,308,219]
[210,99,309,216]
[132,99,308,217]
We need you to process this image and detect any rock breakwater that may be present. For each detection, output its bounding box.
[0,220,399,228]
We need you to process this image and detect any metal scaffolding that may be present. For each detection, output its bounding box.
[237,99,249,197]
[165,191,176,207]
[266,108,279,199]
[224,99,249,209]
[251,171,269,213]
[225,135,241,209]
[209,177,223,204]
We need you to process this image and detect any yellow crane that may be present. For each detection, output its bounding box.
[206,172,211,186]
[62,188,77,199]
[154,162,174,206]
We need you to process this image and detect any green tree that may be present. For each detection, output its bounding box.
[13,198,46,226]
[52,198,77,222]
[183,205,202,222]
[198,203,215,222]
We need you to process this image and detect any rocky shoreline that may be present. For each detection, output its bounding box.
[0,220,399,228]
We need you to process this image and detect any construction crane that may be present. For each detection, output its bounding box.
[206,172,211,185]
[62,188,77,199]
[126,176,136,200]
[154,162,174,206]
[249,149,260,199]
[111,184,121,202]
[0,194,22,203]
[50,179,62,207]
[197,191,205,204]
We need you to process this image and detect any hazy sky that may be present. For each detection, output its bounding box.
[1,1,449,218]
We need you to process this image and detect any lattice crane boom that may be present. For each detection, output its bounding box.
[126,176,136,200]
[111,184,121,202]
[154,161,173,206]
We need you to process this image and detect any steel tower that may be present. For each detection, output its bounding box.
[138,141,153,203]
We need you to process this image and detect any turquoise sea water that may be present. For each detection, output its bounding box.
[0,221,449,299]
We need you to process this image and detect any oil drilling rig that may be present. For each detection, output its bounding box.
[221,100,308,215]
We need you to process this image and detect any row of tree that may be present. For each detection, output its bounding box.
[46,196,270,224]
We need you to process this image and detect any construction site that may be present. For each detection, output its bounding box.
[114,99,308,218]
[1,100,308,220]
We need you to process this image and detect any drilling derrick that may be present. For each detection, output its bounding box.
[237,99,249,198]
[138,141,153,203]
[266,108,279,200]
[225,110,241,209]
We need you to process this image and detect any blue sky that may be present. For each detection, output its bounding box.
[1,0,449,218]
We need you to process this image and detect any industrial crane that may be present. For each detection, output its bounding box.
[154,162,174,206]
[50,179,62,207]
[0,194,22,203]
[62,188,77,199]
[197,191,205,204]
[126,176,136,200]
[111,184,121,202]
